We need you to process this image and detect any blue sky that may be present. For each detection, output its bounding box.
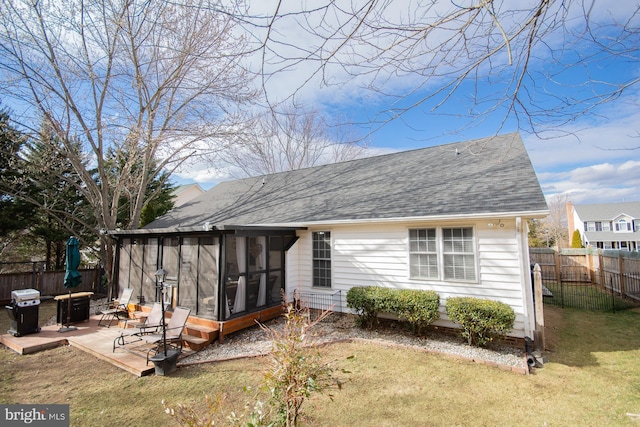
[176,0,640,207]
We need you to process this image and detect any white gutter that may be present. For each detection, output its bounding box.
[248,209,550,228]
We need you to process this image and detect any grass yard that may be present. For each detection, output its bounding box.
[1,303,640,426]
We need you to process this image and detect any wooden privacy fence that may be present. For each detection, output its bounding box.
[529,248,640,310]
[0,263,102,302]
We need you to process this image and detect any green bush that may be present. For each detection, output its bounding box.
[394,289,440,336]
[346,286,387,329]
[346,286,440,334]
[445,297,515,347]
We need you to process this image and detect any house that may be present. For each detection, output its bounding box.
[109,133,548,343]
[171,183,205,207]
[567,201,640,250]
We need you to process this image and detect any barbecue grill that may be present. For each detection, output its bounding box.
[5,288,41,336]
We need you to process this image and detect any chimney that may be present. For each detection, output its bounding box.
[566,201,575,244]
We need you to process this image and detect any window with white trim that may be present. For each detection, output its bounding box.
[443,227,477,281]
[312,231,331,287]
[616,219,631,232]
[409,228,438,279]
[409,227,477,282]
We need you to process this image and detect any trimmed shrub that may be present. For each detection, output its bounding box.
[445,297,515,347]
[346,286,386,329]
[394,289,440,336]
[346,286,440,334]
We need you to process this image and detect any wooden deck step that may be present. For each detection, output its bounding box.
[184,323,217,339]
[181,335,209,351]
[182,323,218,351]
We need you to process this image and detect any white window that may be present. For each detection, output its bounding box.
[587,222,596,232]
[603,222,611,231]
[443,227,477,281]
[312,232,331,288]
[409,228,438,279]
[409,227,477,282]
[616,219,631,232]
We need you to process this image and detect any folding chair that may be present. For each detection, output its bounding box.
[112,302,164,351]
[98,288,134,327]
[139,306,191,364]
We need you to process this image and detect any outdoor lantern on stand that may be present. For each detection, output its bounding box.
[154,268,168,357]
[150,268,179,375]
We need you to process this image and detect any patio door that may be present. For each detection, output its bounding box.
[179,237,198,313]
[197,237,218,318]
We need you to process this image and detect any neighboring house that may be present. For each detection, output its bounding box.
[172,183,205,207]
[567,201,640,250]
[109,133,548,342]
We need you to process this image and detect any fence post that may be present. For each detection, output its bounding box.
[599,251,605,291]
[554,250,561,285]
[31,262,37,290]
[619,253,626,297]
[587,250,594,284]
[533,263,545,351]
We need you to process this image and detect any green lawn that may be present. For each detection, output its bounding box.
[1,305,640,426]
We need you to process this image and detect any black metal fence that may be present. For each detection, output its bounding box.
[541,267,639,312]
[294,290,343,320]
[530,248,640,312]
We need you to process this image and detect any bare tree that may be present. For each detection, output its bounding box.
[220,101,368,177]
[0,0,256,287]
[540,194,569,248]
[239,1,639,139]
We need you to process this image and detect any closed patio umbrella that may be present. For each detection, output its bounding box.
[59,236,82,332]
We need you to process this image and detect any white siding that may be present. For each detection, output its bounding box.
[287,219,530,338]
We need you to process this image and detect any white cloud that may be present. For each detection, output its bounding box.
[172,164,237,188]
[537,159,640,204]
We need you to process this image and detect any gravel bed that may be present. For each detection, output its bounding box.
[179,314,528,372]
[43,299,526,371]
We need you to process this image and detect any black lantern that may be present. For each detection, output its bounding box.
[154,268,168,356]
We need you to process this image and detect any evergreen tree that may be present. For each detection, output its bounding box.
[571,230,584,248]
[0,107,34,238]
[139,173,174,227]
[101,147,175,229]
[24,124,95,269]
[527,219,545,247]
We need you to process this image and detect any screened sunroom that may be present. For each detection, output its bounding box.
[110,227,300,322]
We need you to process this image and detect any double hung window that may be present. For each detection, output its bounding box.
[313,232,331,288]
[442,227,476,281]
[409,229,438,279]
[409,227,477,282]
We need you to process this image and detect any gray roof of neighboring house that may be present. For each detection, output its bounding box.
[172,183,204,195]
[584,231,640,242]
[574,202,640,221]
[145,133,548,231]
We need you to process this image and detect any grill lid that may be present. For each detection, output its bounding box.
[11,288,40,302]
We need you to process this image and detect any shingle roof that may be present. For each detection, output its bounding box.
[574,202,640,221]
[146,133,548,230]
